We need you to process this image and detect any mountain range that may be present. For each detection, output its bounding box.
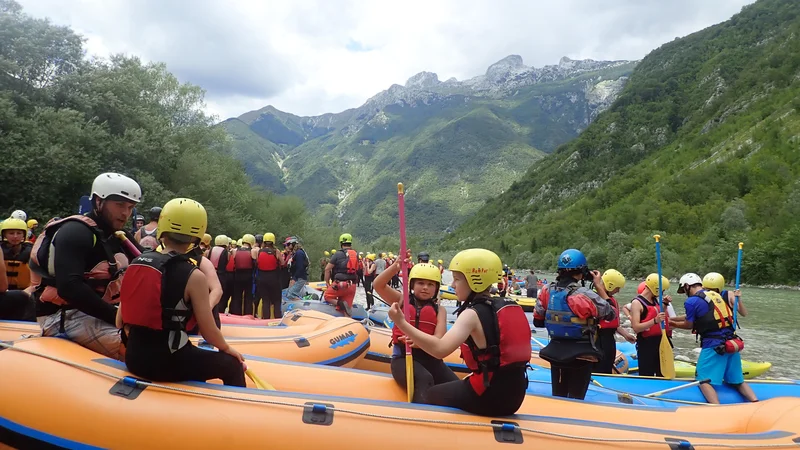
[445,0,800,285]
[221,55,636,243]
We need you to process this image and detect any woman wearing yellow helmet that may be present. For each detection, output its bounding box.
[118,198,245,387]
[0,219,36,321]
[362,253,377,308]
[593,269,636,374]
[388,249,531,416]
[375,258,457,403]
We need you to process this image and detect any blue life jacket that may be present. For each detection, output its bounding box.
[545,285,594,340]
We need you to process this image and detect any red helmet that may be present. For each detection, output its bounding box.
[637,281,647,295]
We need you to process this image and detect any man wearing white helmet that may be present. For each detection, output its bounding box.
[669,273,757,403]
[10,210,27,221]
[30,173,143,360]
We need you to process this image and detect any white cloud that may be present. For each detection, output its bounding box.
[17,0,756,120]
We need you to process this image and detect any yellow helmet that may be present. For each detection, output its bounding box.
[438,259,444,264]
[157,198,207,241]
[409,263,442,286]
[388,252,395,258]
[339,233,353,244]
[242,234,256,246]
[702,272,725,290]
[449,248,503,293]
[237,239,243,247]
[601,269,626,291]
[201,233,212,246]
[324,251,330,256]
[214,235,230,246]
[331,248,337,254]
[263,232,275,244]
[26,219,38,228]
[367,253,376,261]
[1,218,27,236]
[644,273,670,296]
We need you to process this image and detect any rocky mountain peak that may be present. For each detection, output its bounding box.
[405,71,441,89]
[485,54,528,83]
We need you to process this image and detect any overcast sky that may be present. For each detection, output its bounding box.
[18,0,755,120]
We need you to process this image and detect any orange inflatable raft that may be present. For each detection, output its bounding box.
[2,337,800,449]
[0,311,369,368]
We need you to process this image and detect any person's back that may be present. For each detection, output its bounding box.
[324,234,359,316]
[119,198,245,386]
[374,257,387,275]
[525,271,538,298]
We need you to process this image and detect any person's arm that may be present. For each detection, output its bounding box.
[0,249,7,292]
[629,300,660,334]
[186,269,243,362]
[434,304,448,338]
[616,326,636,342]
[373,259,402,304]
[389,302,478,359]
[198,257,223,307]
[53,222,118,325]
[532,287,548,328]
[728,290,747,317]
[115,303,123,328]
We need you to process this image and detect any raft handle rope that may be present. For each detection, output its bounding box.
[0,342,797,448]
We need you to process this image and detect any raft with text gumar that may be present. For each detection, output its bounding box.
[282,298,369,320]
[0,311,369,368]
[3,338,800,449]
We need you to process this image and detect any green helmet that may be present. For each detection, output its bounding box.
[339,233,353,244]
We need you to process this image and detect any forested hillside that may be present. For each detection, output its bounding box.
[446,0,800,285]
[0,0,335,256]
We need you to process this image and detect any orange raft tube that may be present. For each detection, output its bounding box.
[2,338,800,449]
[0,311,369,368]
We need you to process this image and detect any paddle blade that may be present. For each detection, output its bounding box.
[245,368,276,390]
[659,330,675,379]
[405,354,414,402]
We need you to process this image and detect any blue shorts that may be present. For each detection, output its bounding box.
[696,348,744,386]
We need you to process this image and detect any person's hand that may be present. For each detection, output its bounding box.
[655,312,666,324]
[388,302,405,324]
[732,289,742,298]
[223,345,244,363]
[398,335,417,348]
[663,295,672,304]
[625,333,637,344]
[289,279,295,287]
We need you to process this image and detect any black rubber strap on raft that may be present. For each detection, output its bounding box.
[294,337,310,348]
[491,420,523,444]
[109,376,146,400]
[302,402,334,426]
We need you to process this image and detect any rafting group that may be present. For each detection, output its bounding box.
[3,173,800,448]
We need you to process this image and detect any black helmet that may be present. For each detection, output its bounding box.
[417,251,430,262]
[134,215,145,222]
[149,206,162,222]
[255,234,264,244]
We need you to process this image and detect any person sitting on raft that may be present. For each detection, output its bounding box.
[374,259,458,404]
[389,249,531,416]
[117,198,245,387]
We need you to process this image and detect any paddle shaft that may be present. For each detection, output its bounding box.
[734,242,743,328]
[115,231,142,257]
[653,235,675,379]
[643,378,711,398]
[398,183,414,402]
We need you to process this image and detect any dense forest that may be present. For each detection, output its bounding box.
[0,0,339,266]
[444,0,800,285]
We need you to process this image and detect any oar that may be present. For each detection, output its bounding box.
[734,242,743,329]
[643,378,711,398]
[244,365,276,390]
[115,231,142,257]
[398,182,414,403]
[654,235,675,379]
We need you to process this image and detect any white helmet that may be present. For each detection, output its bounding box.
[91,173,142,203]
[10,210,27,221]
[677,272,702,294]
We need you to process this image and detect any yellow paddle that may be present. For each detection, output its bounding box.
[244,365,276,390]
[654,235,675,379]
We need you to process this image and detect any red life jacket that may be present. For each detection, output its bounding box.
[225,249,236,272]
[209,246,225,270]
[30,215,129,306]
[599,296,620,329]
[120,251,197,350]
[460,297,531,395]
[391,296,439,345]
[635,295,669,339]
[233,248,253,271]
[257,247,280,271]
[344,249,358,274]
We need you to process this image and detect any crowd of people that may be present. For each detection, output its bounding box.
[0,171,756,418]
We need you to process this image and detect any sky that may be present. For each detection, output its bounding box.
[18,0,756,121]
